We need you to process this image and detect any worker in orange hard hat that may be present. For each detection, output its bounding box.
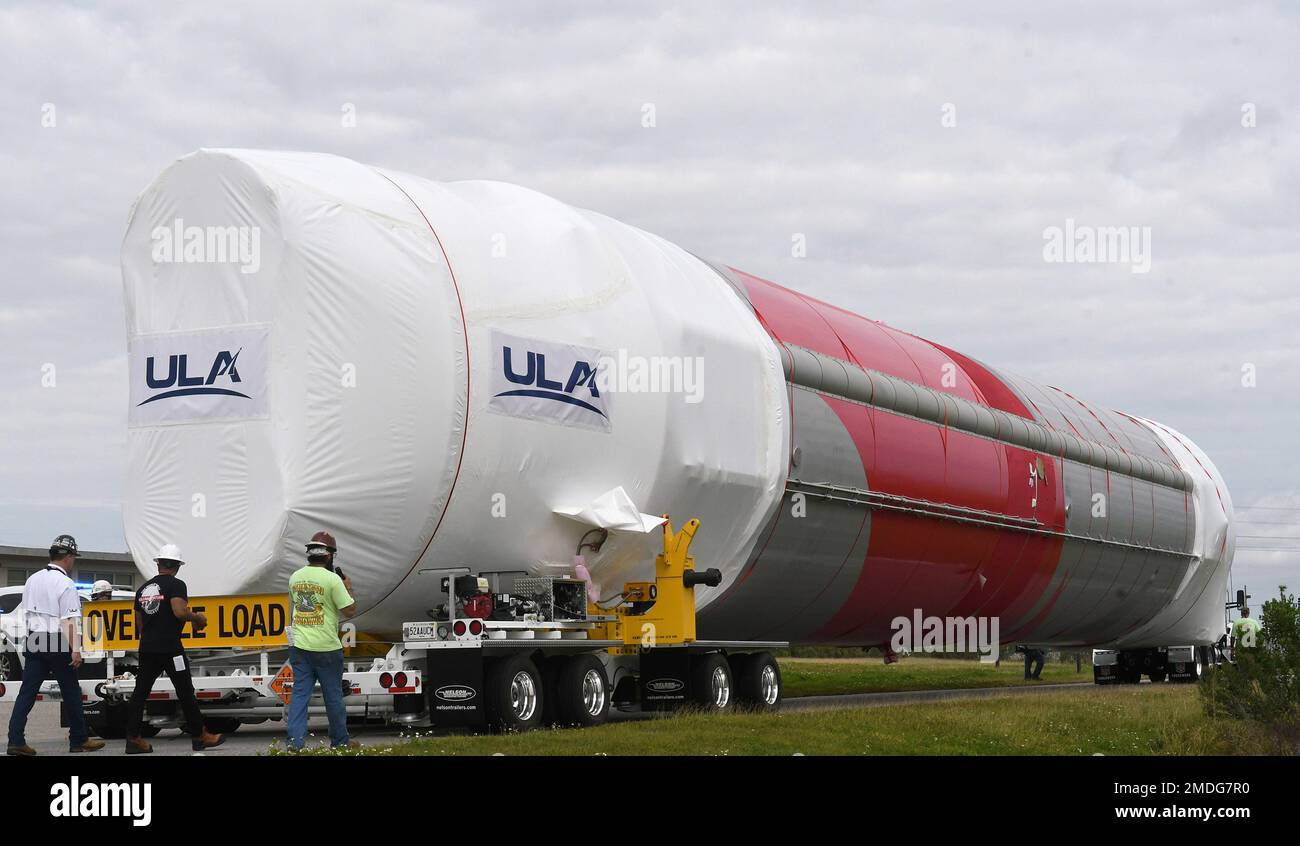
[286,531,358,751]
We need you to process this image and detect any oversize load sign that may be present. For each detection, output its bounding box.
[83,594,289,650]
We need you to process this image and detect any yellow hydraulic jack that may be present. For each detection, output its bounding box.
[589,516,722,656]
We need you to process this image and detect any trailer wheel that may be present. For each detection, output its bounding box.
[690,653,733,712]
[0,648,21,681]
[88,703,129,739]
[540,658,565,725]
[204,717,242,735]
[1175,649,1206,683]
[555,655,609,727]
[486,656,544,732]
[734,652,782,710]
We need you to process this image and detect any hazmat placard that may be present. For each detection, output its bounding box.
[82,594,289,651]
[269,662,294,703]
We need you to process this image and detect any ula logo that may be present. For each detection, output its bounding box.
[495,345,603,417]
[435,685,476,702]
[646,678,684,693]
[139,349,248,406]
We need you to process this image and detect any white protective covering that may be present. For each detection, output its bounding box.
[1117,419,1236,647]
[554,486,667,534]
[121,149,789,636]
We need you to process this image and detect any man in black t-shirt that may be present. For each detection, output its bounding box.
[124,544,225,754]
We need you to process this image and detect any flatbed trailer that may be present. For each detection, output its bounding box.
[0,517,786,736]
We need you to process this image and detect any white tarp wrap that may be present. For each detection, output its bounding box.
[121,150,788,636]
[554,487,667,534]
[128,325,270,426]
[487,329,611,432]
[1116,419,1236,647]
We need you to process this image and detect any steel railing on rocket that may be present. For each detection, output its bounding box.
[786,478,1194,558]
[778,343,1194,494]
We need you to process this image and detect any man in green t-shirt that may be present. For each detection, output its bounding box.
[286,531,357,750]
[1232,607,1262,659]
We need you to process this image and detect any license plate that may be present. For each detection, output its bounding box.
[403,622,438,641]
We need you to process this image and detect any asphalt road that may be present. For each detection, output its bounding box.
[1,680,1130,757]
[0,701,359,756]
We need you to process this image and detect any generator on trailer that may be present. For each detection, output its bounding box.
[406,517,784,730]
[0,518,785,736]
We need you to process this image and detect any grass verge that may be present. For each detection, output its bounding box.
[781,655,1086,697]
[283,684,1251,756]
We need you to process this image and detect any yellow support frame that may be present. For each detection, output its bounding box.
[589,517,704,653]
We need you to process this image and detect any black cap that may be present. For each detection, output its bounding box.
[50,534,79,557]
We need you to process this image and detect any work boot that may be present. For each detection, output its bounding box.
[69,738,106,753]
[6,744,36,757]
[331,739,361,751]
[192,730,224,751]
[124,736,153,755]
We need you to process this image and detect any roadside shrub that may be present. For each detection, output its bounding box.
[1199,586,1300,750]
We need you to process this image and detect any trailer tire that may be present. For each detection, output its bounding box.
[88,703,129,739]
[540,658,565,725]
[204,717,242,735]
[734,652,782,710]
[1175,649,1206,683]
[0,648,20,681]
[690,652,733,712]
[555,655,609,727]
[486,656,544,732]
[89,703,162,739]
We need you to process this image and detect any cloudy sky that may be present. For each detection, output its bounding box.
[1,1,1296,598]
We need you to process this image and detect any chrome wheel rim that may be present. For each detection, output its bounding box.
[509,671,537,721]
[581,669,606,716]
[760,664,779,705]
[711,665,731,708]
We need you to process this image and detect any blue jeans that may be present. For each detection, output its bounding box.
[8,647,88,748]
[286,647,349,749]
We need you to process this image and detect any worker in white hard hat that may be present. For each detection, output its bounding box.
[122,544,224,754]
[90,580,113,602]
[6,534,106,756]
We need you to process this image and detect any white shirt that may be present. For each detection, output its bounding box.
[22,563,81,636]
